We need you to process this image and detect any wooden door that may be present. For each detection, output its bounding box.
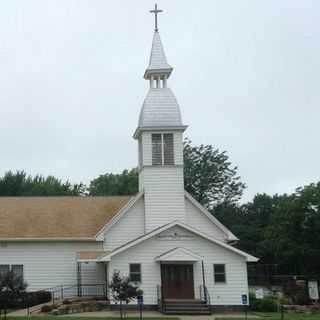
[161,264,194,299]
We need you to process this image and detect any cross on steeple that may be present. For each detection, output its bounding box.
[150,3,163,32]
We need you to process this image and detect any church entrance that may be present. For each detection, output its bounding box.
[161,264,194,299]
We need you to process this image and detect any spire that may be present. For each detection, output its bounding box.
[144,5,173,80]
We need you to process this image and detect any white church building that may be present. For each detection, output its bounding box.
[0,5,257,314]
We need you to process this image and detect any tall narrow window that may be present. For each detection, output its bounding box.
[151,133,174,165]
[129,263,141,283]
[214,264,226,283]
[152,134,162,165]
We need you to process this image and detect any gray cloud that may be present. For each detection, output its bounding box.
[0,0,319,201]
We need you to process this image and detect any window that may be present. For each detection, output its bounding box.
[0,265,24,281]
[129,264,141,283]
[152,133,174,165]
[214,264,226,283]
[0,265,9,277]
[12,265,23,280]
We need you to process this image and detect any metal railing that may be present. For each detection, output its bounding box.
[156,284,165,313]
[50,283,107,303]
[199,284,211,307]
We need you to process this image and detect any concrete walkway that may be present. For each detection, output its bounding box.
[9,309,259,319]
[66,310,259,319]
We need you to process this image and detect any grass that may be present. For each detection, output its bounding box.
[217,311,320,320]
[7,317,179,320]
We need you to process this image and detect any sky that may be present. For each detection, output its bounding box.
[0,0,319,202]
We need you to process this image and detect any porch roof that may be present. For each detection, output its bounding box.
[155,247,203,262]
[77,251,109,262]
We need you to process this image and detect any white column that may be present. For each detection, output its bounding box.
[156,76,160,88]
[150,76,154,88]
[162,75,167,88]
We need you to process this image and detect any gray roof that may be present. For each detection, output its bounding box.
[144,31,172,77]
[138,88,183,128]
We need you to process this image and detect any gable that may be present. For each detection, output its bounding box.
[184,192,238,242]
[103,196,145,251]
[0,196,130,239]
[100,221,258,262]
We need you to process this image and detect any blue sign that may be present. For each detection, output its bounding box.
[241,294,248,305]
[137,295,144,305]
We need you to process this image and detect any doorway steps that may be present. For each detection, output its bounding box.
[163,299,211,315]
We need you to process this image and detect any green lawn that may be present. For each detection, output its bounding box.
[7,317,179,320]
[217,312,320,320]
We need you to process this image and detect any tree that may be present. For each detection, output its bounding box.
[109,270,141,319]
[184,139,245,209]
[0,170,85,196]
[88,169,138,196]
[0,270,27,319]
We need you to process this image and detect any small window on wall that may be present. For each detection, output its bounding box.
[0,265,9,277]
[214,264,226,283]
[152,133,174,165]
[129,263,141,283]
[12,265,23,280]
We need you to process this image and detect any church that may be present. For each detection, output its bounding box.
[0,5,257,314]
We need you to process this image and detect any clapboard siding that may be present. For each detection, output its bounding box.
[185,198,227,241]
[143,166,185,232]
[109,225,248,305]
[0,241,105,291]
[103,197,145,251]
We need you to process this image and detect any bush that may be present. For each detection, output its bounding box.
[249,293,278,312]
[41,304,53,313]
[62,299,72,305]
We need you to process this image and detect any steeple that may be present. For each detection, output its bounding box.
[135,5,187,232]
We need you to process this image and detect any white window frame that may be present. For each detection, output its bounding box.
[129,263,142,283]
[152,133,174,166]
[213,263,227,284]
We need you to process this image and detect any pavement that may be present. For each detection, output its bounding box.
[9,309,259,319]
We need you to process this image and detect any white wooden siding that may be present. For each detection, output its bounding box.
[109,225,248,305]
[103,197,145,251]
[0,241,105,291]
[142,166,185,232]
[185,198,227,242]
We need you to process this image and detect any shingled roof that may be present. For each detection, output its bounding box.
[0,196,130,239]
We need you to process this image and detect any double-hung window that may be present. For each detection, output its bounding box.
[129,263,141,283]
[0,264,23,281]
[152,133,174,165]
[214,264,226,284]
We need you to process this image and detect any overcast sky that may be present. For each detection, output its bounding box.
[0,1,319,202]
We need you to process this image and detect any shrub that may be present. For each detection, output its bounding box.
[249,292,278,312]
[62,299,72,305]
[41,304,53,313]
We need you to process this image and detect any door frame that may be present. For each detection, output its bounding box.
[160,262,195,299]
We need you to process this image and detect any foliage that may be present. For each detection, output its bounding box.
[0,270,27,317]
[109,271,142,319]
[0,170,85,196]
[249,293,278,312]
[215,182,320,276]
[183,139,245,208]
[88,169,138,196]
[41,305,53,313]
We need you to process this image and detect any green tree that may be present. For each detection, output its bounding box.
[88,169,138,196]
[0,170,84,196]
[0,270,27,319]
[109,270,141,319]
[184,139,245,208]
